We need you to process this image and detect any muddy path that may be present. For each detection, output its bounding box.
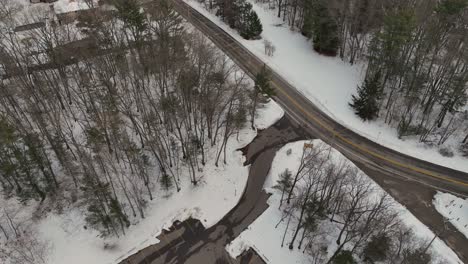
[120,116,309,264]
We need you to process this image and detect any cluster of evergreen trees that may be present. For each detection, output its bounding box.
[259,0,468,153]
[0,119,58,203]
[205,0,263,39]
[352,0,468,148]
[0,0,263,236]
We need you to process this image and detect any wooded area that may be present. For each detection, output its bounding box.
[204,0,263,40]
[276,143,436,264]
[0,0,268,240]
[248,0,468,155]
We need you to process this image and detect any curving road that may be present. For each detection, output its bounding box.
[168,0,468,262]
[170,0,468,198]
[123,0,468,263]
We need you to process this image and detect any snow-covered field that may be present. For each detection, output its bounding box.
[433,192,468,239]
[185,0,468,174]
[226,140,463,264]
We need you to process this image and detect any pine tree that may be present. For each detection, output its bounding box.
[240,9,263,40]
[82,176,114,236]
[81,173,128,237]
[402,248,432,264]
[24,133,58,191]
[114,0,147,40]
[255,66,275,97]
[160,173,173,192]
[332,250,357,264]
[109,197,130,232]
[216,0,262,40]
[460,143,468,157]
[251,65,275,129]
[349,71,382,121]
[301,0,314,38]
[274,168,292,208]
[309,0,340,56]
[363,234,391,262]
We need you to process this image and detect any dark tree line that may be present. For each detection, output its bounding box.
[200,0,263,39]
[0,0,264,236]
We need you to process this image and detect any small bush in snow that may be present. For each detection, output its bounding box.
[460,143,468,157]
[438,146,454,157]
[363,234,391,263]
[333,250,357,264]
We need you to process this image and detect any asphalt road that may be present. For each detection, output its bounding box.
[170,0,468,198]
[167,0,468,262]
[117,0,468,263]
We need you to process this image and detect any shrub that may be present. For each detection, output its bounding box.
[333,250,357,264]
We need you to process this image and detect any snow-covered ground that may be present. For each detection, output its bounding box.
[0,100,283,264]
[185,0,468,174]
[226,140,463,264]
[0,1,286,262]
[3,0,97,29]
[18,0,97,14]
[52,0,98,13]
[433,192,468,239]
[255,100,284,130]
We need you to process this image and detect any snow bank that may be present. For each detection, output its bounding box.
[185,0,468,174]
[433,192,468,239]
[255,99,284,130]
[226,140,463,264]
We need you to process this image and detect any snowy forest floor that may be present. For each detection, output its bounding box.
[0,100,284,264]
[226,140,463,264]
[433,192,468,239]
[1,1,467,263]
[185,0,468,174]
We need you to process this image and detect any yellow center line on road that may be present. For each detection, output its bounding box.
[271,81,468,187]
[174,0,468,188]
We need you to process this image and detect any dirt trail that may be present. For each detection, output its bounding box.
[120,116,308,264]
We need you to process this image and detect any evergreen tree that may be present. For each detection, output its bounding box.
[333,250,357,264]
[435,0,468,18]
[160,173,173,192]
[460,143,468,157]
[109,197,130,232]
[216,0,262,40]
[363,234,391,262]
[23,133,58,191]
[402,248,432,264]
[251,65,275,129]
[301,0,314,38]
[349,71,382,121]
[274,168,292,208]
[0,118,19,197]
[255,66,275,97]
[240,8,263,39]
[82,175,114,236]
[376,9,415,73]
[81,173,129,237]
[309,0,340,56]
[113,0,147,40]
